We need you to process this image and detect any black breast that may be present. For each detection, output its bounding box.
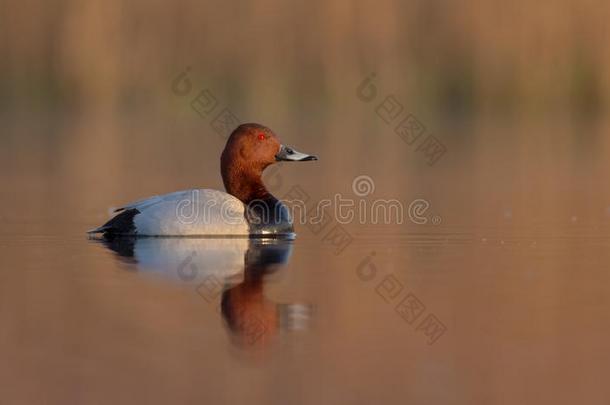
[245,197,294,236]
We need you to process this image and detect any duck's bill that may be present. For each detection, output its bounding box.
[275,145,318,162]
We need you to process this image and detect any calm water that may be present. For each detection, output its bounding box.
[1,114,610,404]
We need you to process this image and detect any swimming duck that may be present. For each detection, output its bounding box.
[88,123,317,238]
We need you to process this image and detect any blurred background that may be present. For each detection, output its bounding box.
[2,1,610,404]
[2,0,610,226]
[2,0,609,116]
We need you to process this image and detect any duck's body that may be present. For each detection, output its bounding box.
[88,123,316,238]
[92,189,250,236]
[91,188,294,237]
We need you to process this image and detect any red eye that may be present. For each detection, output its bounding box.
[257,133,265,141]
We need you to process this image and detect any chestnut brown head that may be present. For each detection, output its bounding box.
[222,123,317,171]
[220,123,317,202]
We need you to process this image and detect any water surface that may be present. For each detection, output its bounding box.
[1,115,609,404]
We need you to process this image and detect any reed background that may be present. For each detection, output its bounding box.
[1,0,609,227]
[2,0,609,119]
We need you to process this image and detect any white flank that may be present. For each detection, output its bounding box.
[124,189,250,236]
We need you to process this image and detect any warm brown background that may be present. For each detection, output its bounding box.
[1,1,610,404]
[2,0,609,116]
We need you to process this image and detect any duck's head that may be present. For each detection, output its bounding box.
[221,123,317,173]
[221,123,318,203]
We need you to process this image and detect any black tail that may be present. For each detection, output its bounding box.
[87,208,140,237]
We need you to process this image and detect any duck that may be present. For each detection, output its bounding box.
[87,123,317,238]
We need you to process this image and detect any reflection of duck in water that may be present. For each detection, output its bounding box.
[221,240,310,348]
[93,237,310,348]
